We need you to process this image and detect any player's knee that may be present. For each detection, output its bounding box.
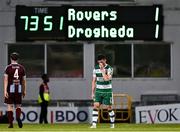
[7,105,13,111]
[107,105,112,110]
[93,106,99,110]
[15,104,21,109]
[93,103,100,109]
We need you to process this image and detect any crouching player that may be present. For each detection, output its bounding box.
[4,52,26,128]
[91,54,115,128]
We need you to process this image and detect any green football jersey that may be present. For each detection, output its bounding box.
[93,64,113,90]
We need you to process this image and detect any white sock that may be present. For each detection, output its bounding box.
[92,109,98,126]
[109,110,115,124]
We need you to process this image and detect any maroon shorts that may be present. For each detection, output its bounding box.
[4,93,22,104]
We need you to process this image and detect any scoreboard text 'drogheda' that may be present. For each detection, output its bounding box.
[16,5,163,41]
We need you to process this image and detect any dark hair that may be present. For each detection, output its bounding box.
[41,74,49,83]
[10,52,19,61]
[97,54,106,60]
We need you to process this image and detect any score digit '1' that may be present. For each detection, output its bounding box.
[59,16,64,30]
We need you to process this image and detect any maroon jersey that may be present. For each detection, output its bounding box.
[4,63,26,104]
[4,63,26,93]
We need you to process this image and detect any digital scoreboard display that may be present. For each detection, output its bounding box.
[16,5,163,41]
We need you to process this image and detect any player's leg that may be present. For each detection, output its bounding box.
[91,92,102,128]
[15,104,23,128]
[5,93,14,128]
[104,92,115,128]
[107,105,115,128]
[91,102,100,128]
[15,94,23,128]
[7,104,14,128]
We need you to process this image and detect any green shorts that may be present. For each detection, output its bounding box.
[94,88,113,105]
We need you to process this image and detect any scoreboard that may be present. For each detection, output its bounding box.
[15,5,163,41]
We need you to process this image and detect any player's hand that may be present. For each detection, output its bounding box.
[22,91,26,98]
[4,91,9,98]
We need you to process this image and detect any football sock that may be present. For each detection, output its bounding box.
[16,108,21,119]
[16,108,23,128]
[7,111,13,127]
[108,110,115,124]
[92,109,98,126]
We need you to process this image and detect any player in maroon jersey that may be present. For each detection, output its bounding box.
[4,52,26,128]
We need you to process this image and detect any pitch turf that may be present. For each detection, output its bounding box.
[0,123,180,131]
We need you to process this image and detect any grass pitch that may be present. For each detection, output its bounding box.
[0,123,180,132]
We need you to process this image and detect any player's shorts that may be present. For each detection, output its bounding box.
[94,88,113,105]
[4,93,22,105]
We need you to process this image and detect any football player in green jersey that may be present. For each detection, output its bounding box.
[90,54,115,128]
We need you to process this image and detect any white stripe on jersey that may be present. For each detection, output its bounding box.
[96,84,112,89]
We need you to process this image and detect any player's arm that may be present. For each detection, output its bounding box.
[4,74,8,98]
[91,77,96,99]
[99,63,112,81]
[22,76,27,98]
[91,69,96,99]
